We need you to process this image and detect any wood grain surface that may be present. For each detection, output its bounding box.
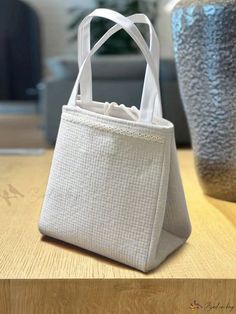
[0,150,235,313]
[0,279,235,314]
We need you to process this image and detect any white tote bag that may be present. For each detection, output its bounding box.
[39,9,191,272]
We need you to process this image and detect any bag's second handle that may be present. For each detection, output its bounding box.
[78,12,162,120]
[68,9,162,122]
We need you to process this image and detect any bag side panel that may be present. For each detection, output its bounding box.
[145,134,192,272]
[163,137,192,240]
[144,130,172,271]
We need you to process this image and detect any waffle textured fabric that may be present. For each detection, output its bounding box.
[39,105,191,272]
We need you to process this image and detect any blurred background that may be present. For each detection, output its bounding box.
[0,0,190,151]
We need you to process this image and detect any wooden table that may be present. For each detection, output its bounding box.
[0,150,235,313]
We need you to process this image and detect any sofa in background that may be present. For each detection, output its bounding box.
[0,0,41,101]
[39,55,190,146]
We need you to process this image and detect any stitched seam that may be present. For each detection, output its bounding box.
[63,114,165,143]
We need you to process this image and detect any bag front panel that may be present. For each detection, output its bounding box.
[39,109,172,271]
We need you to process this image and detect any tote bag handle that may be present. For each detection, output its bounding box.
[78,13,162,120]
[68,9,162,122]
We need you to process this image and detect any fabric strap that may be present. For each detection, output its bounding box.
[79,13,162,119]
[68,9,162,122]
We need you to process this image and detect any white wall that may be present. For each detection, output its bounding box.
[22,0,94,60]
[157,0,174,60]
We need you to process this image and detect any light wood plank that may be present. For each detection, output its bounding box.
[0,279,235,314]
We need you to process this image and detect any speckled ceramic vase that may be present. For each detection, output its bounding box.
[172,0,236,201]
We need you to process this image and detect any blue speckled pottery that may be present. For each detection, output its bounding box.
[172,0,236,202]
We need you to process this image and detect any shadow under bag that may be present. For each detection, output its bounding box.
[39,8,191,272]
